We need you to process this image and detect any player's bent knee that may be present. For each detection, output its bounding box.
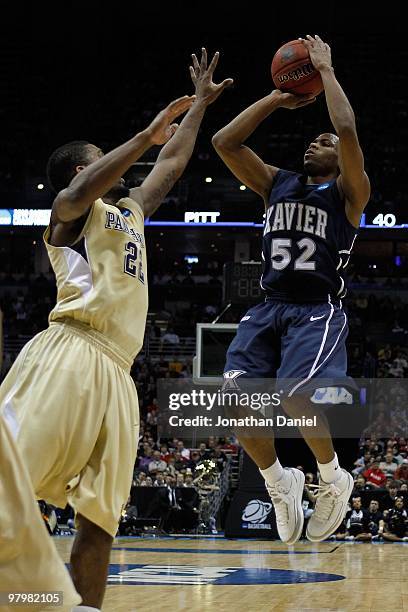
[281,395,307,416]
[75,514,114,544]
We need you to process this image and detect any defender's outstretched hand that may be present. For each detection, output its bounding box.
[300,35,332,72]
[190,48,233,105]
[147,95,196,145]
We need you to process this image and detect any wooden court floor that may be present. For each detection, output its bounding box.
[54,536,408,612]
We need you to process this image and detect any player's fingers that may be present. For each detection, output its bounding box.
[218,78,234,90]
[200,47,207,71]
[191,53,200,74]
[299,37,311,48]
[172,96,196,117]
[207,51,220,75]
[189,66,197,83]
[167,95,194,115]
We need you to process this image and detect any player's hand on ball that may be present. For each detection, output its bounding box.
[272,89,316,109]
[190,48,234,105]
[300,35,332,72]
[146,95,196,145]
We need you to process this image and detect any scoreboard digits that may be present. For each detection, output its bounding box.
[223,262,263,304]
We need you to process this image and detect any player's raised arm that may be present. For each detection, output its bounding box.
[212,90,316,203]
[133,49,233,218]
[51,96,195,224]
[301,35,370,227]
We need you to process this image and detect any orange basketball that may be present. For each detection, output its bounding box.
[271,39,323,96]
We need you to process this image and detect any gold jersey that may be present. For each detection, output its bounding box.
[44,197,148,361]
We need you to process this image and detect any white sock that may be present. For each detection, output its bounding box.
[260,458,284,485]
[71,607,100,612]
[318,453,341,484]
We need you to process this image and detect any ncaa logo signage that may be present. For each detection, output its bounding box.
[107,564,344,585]
[242,499,273,530]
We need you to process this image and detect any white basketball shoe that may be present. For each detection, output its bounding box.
[264,467,305,545]
[306,469,354,542]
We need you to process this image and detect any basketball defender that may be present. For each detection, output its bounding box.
[213,35,370,543]
[0,49,232,610]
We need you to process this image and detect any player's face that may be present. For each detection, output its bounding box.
[303,133,339,177]
[82,145,130,203]
[353,498,362,510]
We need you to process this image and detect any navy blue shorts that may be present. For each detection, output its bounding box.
[224,299,349,396]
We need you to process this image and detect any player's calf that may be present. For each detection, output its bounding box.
[70,514,114,609]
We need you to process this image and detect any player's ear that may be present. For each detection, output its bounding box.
[75,165,86,175]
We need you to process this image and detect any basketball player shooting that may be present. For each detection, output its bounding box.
[0,49,232,611]
[213,35,370,544]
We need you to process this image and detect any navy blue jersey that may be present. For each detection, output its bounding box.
[261,169,357,303]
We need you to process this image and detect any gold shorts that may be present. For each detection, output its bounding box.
[0,319,139,537]
[0,414,80,611]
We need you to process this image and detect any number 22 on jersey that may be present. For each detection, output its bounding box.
[124,241,145,283]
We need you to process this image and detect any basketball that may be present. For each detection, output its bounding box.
[271,39,323,96]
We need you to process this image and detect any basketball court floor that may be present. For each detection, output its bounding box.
[54,536,408,611]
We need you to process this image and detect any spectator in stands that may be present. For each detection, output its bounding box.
[221,436,239,452]
[397,437,408,454]
[207,436,218,451]
[162,326,180,345]
[138,446,154,472]
[363,460,387,488]
[187,451,201,472]
[154,474,166,487]
[160,444,170,462]
[168,437,179,452]
[382,497,408,541]
[211,444,228,472]
[381,480,400,509]
[303,473,317,521]
[352,452,373,476]
[352,474,371,495]
[177,440,190,460]
[173,451,187,472]
[389,352,408,377]
[176,473,185,487]
[392,446,405,465]
[141,476,153,487]
[184,473,195,487]
[147,435,157,450]
[165,456,177,476]
[148,451,168,476]
[165,475,176,488]
[379,451,399,477]
[336,497,369,541]
[198,442,211,459]
[135,472,147,486]
[146,400,159,428]
[366,500,384,540]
